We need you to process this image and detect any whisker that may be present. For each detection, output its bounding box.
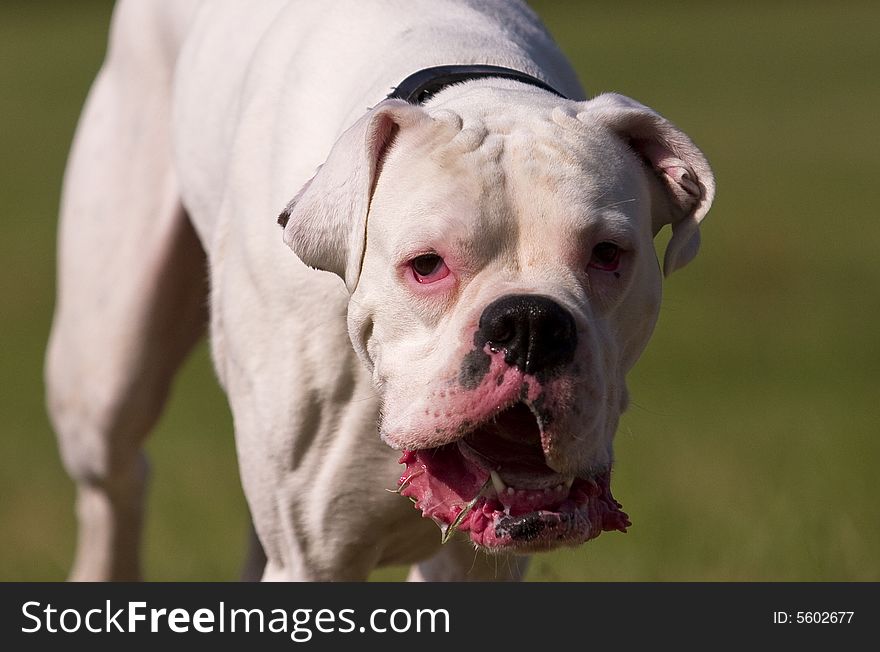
[387,469,424,494]
[594,197,638,211]
[627,399,674,418]
[469,547,480,576]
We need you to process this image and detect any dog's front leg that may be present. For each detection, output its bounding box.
[215,277,416,579]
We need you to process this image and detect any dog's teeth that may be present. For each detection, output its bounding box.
[565,477,575,490]
[490,470,506,495]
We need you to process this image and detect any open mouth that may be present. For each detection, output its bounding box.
[397,402,630,551]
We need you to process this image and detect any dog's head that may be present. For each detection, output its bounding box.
[279,84,714,552]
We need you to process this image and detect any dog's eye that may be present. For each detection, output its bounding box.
[589,242,621,271]
[410,254,449,283]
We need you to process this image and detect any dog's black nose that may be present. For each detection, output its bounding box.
[477,295,577,375]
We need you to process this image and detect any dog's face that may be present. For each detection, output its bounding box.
[280,87,714,552]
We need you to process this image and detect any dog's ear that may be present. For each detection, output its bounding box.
[278,99,432,290]
[578,93,715,276]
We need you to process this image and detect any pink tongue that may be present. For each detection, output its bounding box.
[398,448,488,526]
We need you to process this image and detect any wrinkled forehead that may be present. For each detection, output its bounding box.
[497,123,648,247]
[370,110,649,260]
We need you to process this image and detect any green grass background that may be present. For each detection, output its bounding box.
[1,0,877,581]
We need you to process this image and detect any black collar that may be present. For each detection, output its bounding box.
[387,64,567,104]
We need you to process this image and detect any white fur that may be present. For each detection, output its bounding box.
[46,0,713,581]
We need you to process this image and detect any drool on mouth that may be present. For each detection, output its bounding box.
[396,402,629,551]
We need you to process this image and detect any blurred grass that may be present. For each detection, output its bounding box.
[1,0,877,581]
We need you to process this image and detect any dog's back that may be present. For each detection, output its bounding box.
[172,0,583,246]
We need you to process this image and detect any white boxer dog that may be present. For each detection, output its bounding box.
[46,0,714,581]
